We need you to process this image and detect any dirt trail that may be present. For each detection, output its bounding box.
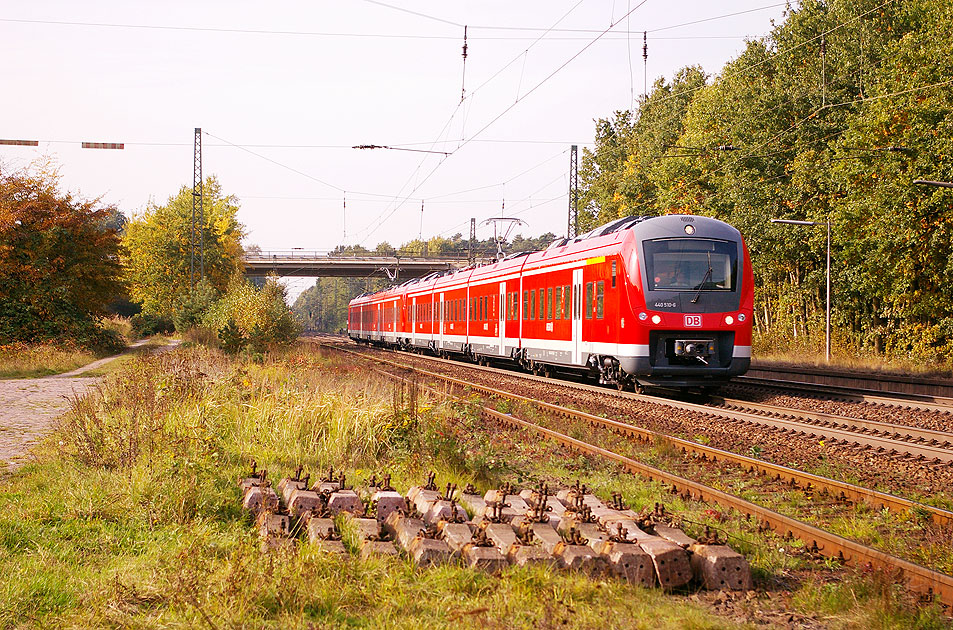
[0,339,179,471]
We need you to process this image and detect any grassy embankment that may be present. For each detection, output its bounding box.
[0,343,948,628]
[752,333,953,378]
[0,343,100,379]
[0,317,176,379]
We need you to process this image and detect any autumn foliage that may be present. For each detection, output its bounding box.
[0,166,123,349]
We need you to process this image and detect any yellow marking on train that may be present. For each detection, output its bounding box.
[585,256,606,265]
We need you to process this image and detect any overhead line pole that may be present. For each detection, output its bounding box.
[192,127,204,288]
[568,144,578,239]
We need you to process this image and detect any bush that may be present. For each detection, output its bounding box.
[203,276,300,352]
[218,319,246,354]
[174,279,219,332]
[131,313,175,337]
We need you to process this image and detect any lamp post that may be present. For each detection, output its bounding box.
[771,218,831,362]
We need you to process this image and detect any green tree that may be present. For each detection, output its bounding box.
[122,176,244,319]
[0,164,123,348]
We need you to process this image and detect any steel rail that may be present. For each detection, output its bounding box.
[746,364,953,399]
[734,376,953,414]
[713,396,953,447]
[482,406,953,608]
[325,343,953,528]
[362,343,953,460]
[362,354,953,608]
[671,401,953,463]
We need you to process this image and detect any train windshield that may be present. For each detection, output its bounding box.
[643,238,737,292]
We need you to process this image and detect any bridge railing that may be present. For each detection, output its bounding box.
[244,250,473,262]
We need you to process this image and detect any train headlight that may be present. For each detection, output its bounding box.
[651,315,661,325]
[684,224,695,235]
[724,315,734,325]
[638,312,648,321]
[738,313,746,322]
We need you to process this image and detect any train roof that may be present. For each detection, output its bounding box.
[348,214,738,303]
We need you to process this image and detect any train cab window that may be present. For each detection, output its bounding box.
[644,238,738,292]
[555,287,562,319]
[611,260,617,288]
[596,281,605,319]
[585,282,593,319]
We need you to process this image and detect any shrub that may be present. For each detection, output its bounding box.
[204,276,300,352]
[131,313,175,337]
[173,279,219,332]
[218,319,246,354]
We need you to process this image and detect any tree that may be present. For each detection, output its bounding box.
[0,164,123,347]
[122,176,244,319]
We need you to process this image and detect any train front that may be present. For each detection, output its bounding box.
[622,214,753,388]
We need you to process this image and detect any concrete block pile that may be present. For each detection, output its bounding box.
[238,466,752,592]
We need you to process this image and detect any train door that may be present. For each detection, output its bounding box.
[572,268,583,365]
[377,303,383,341]
[498,282,505,355]
[438,292,445,350]
[393,299,398,341]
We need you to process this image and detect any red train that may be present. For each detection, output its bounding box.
[348,214,753,390]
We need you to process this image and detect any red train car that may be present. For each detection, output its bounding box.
[349,214,753,390]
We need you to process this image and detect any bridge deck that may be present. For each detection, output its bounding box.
[244,252,471,279]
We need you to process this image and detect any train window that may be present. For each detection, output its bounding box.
[555,286,562,319]
[564,285,571,318]
[585,282,593,319]
[596,281,605,318]
[522,291,528,320]
[531,289,537,320]
[643,238,738,292]
[611,260,617,288]
[547,287,553,320]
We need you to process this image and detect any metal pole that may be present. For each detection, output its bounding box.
[826,220,831,362]
[568,145,578,239]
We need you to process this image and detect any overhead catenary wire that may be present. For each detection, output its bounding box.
[350,0,589,244]
[0,0,786,41]
[353,0,653,245]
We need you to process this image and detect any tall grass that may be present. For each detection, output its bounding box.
[0,342,99,378]
[2,343,946,628]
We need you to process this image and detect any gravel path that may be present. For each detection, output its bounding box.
[0,339,176,471]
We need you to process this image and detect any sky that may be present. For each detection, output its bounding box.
[0,1,790,298]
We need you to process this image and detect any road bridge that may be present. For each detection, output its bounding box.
[244,250,473,280]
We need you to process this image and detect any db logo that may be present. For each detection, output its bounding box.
[684,315,703,327]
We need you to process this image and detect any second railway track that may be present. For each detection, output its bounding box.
[324,337,953,465]
[316,340,953,608]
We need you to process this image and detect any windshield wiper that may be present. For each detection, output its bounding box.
[690,251,713,304]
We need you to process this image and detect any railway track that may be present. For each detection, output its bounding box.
[319,337,953,465]
[318,341,953,608]
[745,364,953,399]
[732,376,953,414]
